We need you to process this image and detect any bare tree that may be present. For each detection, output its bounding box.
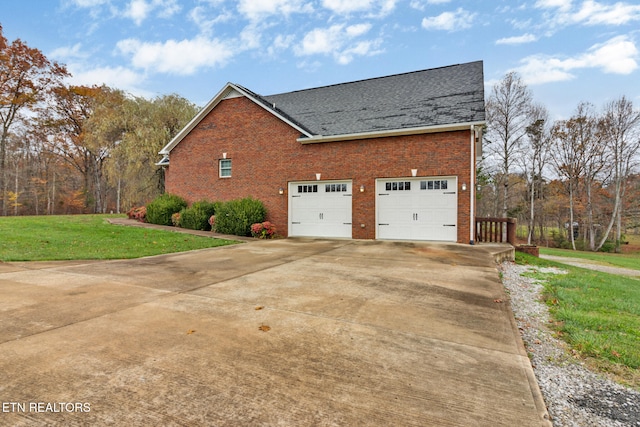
[551,111,586,250]
[485,72,533,218]
[576,103,606,251]
[596,96,640,251]
[522,104,551,244]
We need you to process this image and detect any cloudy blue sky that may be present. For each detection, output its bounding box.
[3,0,640,119]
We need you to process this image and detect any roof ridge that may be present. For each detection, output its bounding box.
[265,60,482,97]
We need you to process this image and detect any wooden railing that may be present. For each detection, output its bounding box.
[475,217,516,245]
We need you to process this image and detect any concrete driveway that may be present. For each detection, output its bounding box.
[0,239,550,426]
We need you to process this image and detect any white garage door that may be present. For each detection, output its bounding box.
[289,181,352,238]
[377,177,457,241]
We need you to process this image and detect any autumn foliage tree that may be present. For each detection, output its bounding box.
[0,24,68,214]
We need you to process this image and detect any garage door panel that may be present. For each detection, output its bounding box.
[289,181,352,238]
[377,177,457,242]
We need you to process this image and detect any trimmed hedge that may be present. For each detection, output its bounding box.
[180,200,217,231]
[145,193,188,226]
[214,197,266,236]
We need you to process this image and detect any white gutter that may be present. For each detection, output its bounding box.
[297,121,486,144]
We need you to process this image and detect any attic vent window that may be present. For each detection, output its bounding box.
[219,159,232,178]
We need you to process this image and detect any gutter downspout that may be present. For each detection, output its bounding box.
[470,125,476,245]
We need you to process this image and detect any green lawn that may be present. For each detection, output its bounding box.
[0,214,238,261]
[539,247,640,271]
[516,252,640,389]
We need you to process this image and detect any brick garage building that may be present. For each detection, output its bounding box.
[159,61,485,243]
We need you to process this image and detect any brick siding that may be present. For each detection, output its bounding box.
[165,96,474,242]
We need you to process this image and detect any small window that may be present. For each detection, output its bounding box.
[325,183,348,193]
[298,184,317,193]
[385,181,411,191]
[219,159,232,177]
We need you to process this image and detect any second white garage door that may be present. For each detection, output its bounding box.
[289,181,352,238]
[377,177,458,241]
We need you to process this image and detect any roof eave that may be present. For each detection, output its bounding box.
[296,121,486,144]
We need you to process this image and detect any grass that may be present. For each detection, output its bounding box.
[539,247,640,271]
[0,214,238,261]
[516,252,640,389]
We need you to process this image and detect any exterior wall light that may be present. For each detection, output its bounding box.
[461,182,467,191]
[360,184,365,193]
[279,187,284,195]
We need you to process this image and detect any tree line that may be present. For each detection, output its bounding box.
[0,25,198,216]
[3,25,640,251]
[482,72,640,252]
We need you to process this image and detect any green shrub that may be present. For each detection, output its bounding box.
[214,197,266,236]
[180,200,217,231]
[145,193,188,226]
[599,240,616,253]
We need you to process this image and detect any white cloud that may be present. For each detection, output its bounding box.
[321,0,396,16]
[189,6,233,36]
[534,0,572,12]
[421,8,476,31]
[122,0,180,25]
[514,35,639,85]
[297,25,345,55]
[295,23,381,64]
[410,0,450,10]
[572,0,640,25]
[495,33,537,45]
[585,35,639,73]
[239,24,263,51]
[66,65,152,97]
[50,43,88,60]
[124,0,151,25]
[237,0,313,21]
[346,23,372,37]
[536,0,640,26]
[336,39,382,64]
[267,34,296,56]
[117,36,235,75]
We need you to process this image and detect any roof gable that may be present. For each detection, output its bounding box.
[158,83,313,155]
[159,61,485,156]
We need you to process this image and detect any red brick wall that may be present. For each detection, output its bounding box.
[165,96,474,242]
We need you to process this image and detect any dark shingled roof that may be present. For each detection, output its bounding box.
[260,61,485,137]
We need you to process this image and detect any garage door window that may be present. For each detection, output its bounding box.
[385,181,411,191]
[421,180,448,190]
[298,184,318,193]
[326,183,347,192]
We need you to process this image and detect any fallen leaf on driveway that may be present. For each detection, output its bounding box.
[255,306,264,310]
[258,325,271,332]
[186,329,196,335]
[493,299,503,303]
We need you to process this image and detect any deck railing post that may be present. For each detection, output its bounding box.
[474,217,517,245]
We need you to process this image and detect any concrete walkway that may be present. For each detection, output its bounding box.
[0,238,549,426]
